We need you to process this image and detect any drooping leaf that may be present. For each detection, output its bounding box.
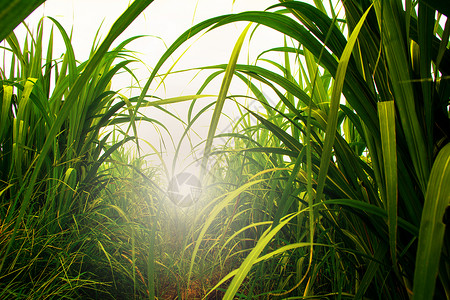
[0,0,46,43]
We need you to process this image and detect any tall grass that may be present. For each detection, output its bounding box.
[0,1,161,298]
[1,0,449,299]
[138,0,449,298]
[1,1,241,298]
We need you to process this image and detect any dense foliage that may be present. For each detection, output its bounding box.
[0,0,449,299]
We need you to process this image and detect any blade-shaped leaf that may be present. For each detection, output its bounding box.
[200,23,252,177]
[0,0,46,42]
[315,4,373,203]
[378,100,398,273]
[413,143,450,300]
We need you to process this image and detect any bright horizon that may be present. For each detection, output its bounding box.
[14,0,285,177]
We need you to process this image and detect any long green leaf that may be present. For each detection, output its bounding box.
[315,4,373,203]
[375,0,430,192]
[200,23,252,178]
[355,243,388,300]
[413,143,450,300]
[223,211,301,299]
[378,100,398,274]
[0,0,46,42]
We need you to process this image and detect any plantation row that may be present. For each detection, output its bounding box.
[0,0,449,299]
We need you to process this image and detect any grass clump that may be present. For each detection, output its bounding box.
[139,0,449,298]
[1,0,449,299]
[0,1,159,297]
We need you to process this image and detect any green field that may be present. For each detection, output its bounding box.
[1,0,449,299]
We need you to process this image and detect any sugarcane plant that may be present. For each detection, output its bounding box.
[135,0,450,298]
[0,1,163,298]
[1,0,449,298]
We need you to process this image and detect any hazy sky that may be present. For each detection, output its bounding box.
[19,0,285,176]
[24,0,279,74]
